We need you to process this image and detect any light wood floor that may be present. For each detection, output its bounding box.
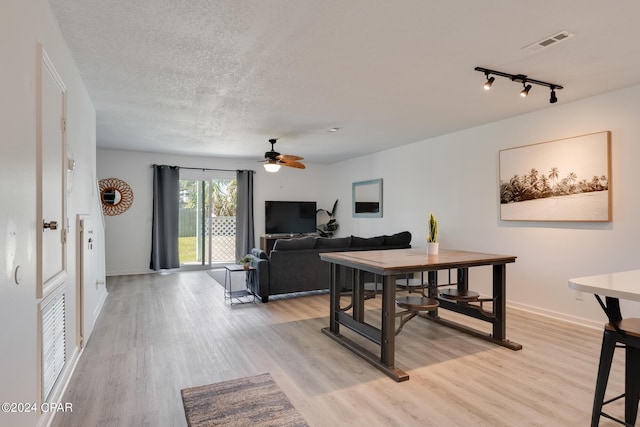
[52,270,628,427]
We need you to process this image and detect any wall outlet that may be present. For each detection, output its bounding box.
[575,291,583,301]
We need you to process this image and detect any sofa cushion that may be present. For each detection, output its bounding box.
[315,236,352,249]
[272,236,317,251]
[383,231,411,247]
[350,235,384,248]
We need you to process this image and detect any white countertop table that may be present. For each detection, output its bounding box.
[569,269,640,323]
[569,270,640,302]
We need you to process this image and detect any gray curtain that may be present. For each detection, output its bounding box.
[235,170,255,261]
[150,165,180,270]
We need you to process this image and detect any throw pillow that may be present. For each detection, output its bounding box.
[272,236,317,251]
[383,231,412,246]
[315,236,352,249]
[350,235,385,248]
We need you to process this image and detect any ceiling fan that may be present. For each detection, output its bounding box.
[261,138,305,172]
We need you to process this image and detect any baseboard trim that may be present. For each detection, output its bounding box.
[85,288,109,345]
[93,289,108,320]
[41,287,109,427]
[106,269,153,276]
[39,345,82,427]
[507,300,603,330]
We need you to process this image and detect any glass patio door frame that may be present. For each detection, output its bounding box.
[196,179,213,267]
[179,169,236,270]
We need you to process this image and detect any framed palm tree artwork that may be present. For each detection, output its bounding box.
[499,131,611,222]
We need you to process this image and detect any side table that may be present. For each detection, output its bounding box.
[224,264,256,305]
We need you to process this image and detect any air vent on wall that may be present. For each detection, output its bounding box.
[522,31,575,53]
[41,289,66,401]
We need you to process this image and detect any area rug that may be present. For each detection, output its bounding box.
[181,373,308,427]
[207,269,226,288]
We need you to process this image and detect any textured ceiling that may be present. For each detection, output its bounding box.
[49,0,640,164]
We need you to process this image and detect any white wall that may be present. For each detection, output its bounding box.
[97,149,330,275]
[329,84,640,328]
[0,1,105,426]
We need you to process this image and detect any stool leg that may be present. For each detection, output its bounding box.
[592,329,617,427]
[625,345,640,425]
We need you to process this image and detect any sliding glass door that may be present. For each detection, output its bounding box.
[178,170,236,268]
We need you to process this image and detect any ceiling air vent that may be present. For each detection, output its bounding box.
[522,31,575,53]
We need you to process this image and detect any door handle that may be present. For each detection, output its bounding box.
[43,220,58,230]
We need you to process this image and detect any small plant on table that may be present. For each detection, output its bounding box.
[239,254,252,269]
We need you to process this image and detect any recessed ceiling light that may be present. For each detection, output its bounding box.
[328,127,340,133]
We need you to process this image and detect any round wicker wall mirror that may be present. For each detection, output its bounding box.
[99,177,134,216]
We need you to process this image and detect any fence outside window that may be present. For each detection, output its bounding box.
[179,208,236,264]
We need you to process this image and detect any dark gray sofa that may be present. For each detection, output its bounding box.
[247,231,411,302]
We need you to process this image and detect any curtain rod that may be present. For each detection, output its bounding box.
[150,164,255,173]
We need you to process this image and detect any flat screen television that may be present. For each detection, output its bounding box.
[265,201,317,235]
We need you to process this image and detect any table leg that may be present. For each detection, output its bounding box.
[322,270,408,382]
[625,345,640,425]
[493,264,506,341]
[427,271,438,318]
[594,295,622,324]
[224,269,230,300]
[381,275,396,367]
[353,270,367,322]
[329,263,340,334]
[457,267,468,293]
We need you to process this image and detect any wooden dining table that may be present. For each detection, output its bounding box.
[320,248,520,381]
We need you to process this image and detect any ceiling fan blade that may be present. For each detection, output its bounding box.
[280,161,306,169]
[277,154,304,161]
[261,138,306,171]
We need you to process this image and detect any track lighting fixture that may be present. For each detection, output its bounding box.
[550,86,558,104]
[475,66,563,104]
[483,75,495,90]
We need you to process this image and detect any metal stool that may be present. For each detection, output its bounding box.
[439,288,480,302]
[396,276,426,293]
[395,295,439,335]
[340,273,378,311]
[591,318,640,426]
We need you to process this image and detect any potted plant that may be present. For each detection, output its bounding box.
[316,199,339,237]
[239,254,252,270]
[427,212,439,255]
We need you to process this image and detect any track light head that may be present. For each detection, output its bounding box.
[549,87,558,104]
[520,83,532,97]
[483,76,495,90]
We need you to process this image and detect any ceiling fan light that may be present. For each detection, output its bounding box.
[264,162,281,173]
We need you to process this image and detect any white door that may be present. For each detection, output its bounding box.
[38,46,67,297]
[37,46,68,405]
